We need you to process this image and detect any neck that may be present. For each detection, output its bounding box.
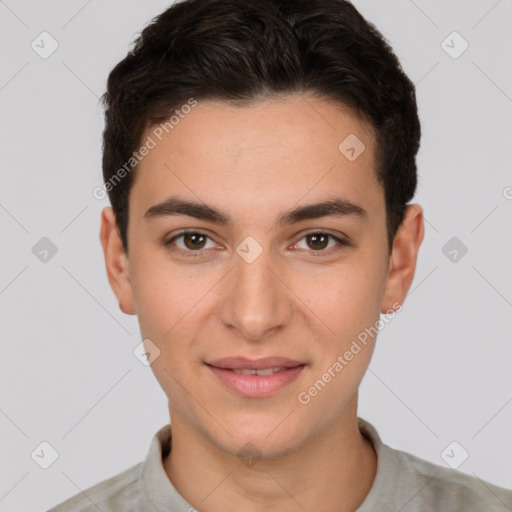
[164,399,377,512]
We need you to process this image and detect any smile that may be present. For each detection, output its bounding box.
[205,357,306,397]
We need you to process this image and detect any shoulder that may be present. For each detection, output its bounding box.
[393,447,512,511]
[47,463,143,512]
[357,418,512,512]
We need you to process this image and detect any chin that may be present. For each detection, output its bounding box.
[212,414,309,460]
[219,435,301,461]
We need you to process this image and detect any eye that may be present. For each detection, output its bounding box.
[164,230,218,257]
[293,230,348,253]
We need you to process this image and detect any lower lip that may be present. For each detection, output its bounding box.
[207,364,305,397]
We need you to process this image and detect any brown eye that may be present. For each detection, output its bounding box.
[182,232,207,250]
[293,231,347,253]
[165,230,217,257]
[305,233,330,250]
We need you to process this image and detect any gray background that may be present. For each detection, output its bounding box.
[1,0,511,510]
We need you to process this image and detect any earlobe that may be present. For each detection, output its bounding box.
[99,207,136,315]
[380,204,425,314]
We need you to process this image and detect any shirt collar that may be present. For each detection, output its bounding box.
[139,424,192,511]
[356,417,403,510]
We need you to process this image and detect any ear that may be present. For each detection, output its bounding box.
[99,206,136,315]
[381,204,425,314]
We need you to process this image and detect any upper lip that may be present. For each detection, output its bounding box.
[206,357,305,370]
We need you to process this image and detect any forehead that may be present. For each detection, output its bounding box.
[130,95,383,225]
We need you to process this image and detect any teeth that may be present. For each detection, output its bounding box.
[232,367,283,375]
[256,367,281,376]
[233,369,257,375]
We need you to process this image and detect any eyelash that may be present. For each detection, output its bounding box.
[164,229,349,258]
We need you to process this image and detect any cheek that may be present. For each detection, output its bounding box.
[131,265,203,407]
[303,259,385,343]
[130,249,199,335]
[295,269,381,416]
[130,256,218,380]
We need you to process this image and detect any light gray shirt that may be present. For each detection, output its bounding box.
[47,417,512,511]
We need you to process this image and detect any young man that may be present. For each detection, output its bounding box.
[49,0,512,510]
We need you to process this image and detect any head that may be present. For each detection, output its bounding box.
[100,0,424,458]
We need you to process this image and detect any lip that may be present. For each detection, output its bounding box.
[206,357,305,398]
[207,356,304,370]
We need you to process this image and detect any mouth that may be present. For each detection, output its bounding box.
[230,366,293,375]
[205,357,306,397]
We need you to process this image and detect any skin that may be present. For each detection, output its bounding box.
[100,94,424,512]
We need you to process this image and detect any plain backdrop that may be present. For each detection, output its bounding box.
[1,0,511,510]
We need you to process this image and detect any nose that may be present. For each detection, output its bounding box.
[219,243,293,342]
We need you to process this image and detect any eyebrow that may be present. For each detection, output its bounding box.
[143,195,367,226]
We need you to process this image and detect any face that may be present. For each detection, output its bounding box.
[101,94,423,458]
